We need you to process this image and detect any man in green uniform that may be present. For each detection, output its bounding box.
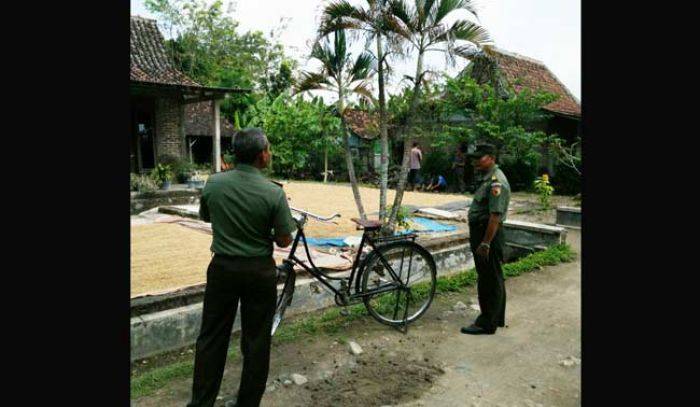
[188,128,297,407]
[461,144,511,335]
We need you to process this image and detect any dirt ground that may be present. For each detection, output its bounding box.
[130,181,578,297]
[133,230,580,407]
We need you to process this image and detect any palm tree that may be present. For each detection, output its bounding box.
[296,29,375,220]
[318,0,405,225]
[385,0,491,229]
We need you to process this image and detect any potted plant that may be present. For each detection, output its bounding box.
[153,164,173,190]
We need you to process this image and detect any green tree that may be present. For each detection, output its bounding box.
[145,0,287,115]
[384,0,491,229]
[295,29,375,220]
[242,93,343,178]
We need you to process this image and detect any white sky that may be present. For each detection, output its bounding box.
[131,0,580,100]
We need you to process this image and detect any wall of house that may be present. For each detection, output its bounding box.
[155,97,185,160]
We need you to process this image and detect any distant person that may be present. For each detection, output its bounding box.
[425,174,448,192]
[408,142,423,191]
[189,128,297,407]
[452,144,467,193]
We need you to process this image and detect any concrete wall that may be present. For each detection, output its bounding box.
[130,238,475,361]
[155,97,185,160]
[556,206,581,228]
[131,190,200,214]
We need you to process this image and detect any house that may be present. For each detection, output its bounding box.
[343,108,381,173]
[460,47,581,177]
[130,16,247,174]
[184,102,237,165]
[482,47,581,142]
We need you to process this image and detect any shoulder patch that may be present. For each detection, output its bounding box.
[491,183,502,196]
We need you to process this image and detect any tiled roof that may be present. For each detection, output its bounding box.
[343,108,379,140]
[185,102,236,138]
[130,16,201,87]
[488,47,580,117]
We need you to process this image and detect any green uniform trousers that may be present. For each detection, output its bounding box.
[469,221,506,331]
[188,255,277,407]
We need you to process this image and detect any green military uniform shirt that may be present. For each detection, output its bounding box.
[199,164,297,258]
[468,164,511,224]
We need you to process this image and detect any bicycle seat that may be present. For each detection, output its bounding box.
[351,218,382,231]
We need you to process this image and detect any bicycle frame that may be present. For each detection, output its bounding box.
[283,217,416,303]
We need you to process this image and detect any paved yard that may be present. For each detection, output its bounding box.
[130,181,577,297]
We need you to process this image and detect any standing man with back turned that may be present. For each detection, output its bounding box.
[408,142,423,191]
[188,128,297,407]
[461,143,511,335]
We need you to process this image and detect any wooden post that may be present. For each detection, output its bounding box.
[212,99,221,173]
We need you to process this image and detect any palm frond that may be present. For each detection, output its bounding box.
[429,19,490,47]
[433,0,479,25]
[333,30,349,71]
[310,40,340,79]
[349,52,375,82]
[295,72,334,94]
[350,81,377,104]
[388,0,415,34]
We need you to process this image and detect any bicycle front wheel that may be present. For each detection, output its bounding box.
[272,262,296,336]
[360,241,436,326]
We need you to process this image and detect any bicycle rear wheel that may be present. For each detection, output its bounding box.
[360,241,436,327]
[272,261,296,335]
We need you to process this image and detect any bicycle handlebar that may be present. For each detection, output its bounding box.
[290,206,341,222]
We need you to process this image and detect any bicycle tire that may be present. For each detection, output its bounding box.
[271,262,296,336]
[359,240,436,327]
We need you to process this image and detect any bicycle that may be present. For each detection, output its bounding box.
[272,207,437,335]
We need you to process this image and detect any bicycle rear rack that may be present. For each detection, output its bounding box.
[371,232,418,245]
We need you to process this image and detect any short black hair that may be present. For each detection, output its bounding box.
[233,128,269,164]
[412,142,419,147]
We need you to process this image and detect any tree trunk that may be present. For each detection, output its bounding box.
[323,146,329,183]
[377,35,389,225]
[338,87,367,220]
[387,50,425,229]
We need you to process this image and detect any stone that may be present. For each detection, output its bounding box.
[559,356,581,367]
[348,341,363,355]
[291,373,308,385]
[470,304,481,312]
[453,301,468,311]
[283,379,292,386]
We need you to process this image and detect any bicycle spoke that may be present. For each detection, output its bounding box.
[362,242,436,327]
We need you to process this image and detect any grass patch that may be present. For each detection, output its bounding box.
[131,244,574,399]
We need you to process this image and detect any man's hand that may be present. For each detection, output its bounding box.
[274,233,294,248]
[476,243,490,259]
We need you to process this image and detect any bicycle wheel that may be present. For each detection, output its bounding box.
[272,261,296,335]
[360,241,436,326]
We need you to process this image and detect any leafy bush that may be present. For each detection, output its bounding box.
[131,173,158,193]
[551,160,581,195]
[421,149,452,185]
[533,174,554,209]
[498,154,539,192]
[387,205,411,230]
[151,164,173,187]
[170,159,197,183]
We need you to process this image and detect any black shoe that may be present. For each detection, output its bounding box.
[460,324,496,335]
